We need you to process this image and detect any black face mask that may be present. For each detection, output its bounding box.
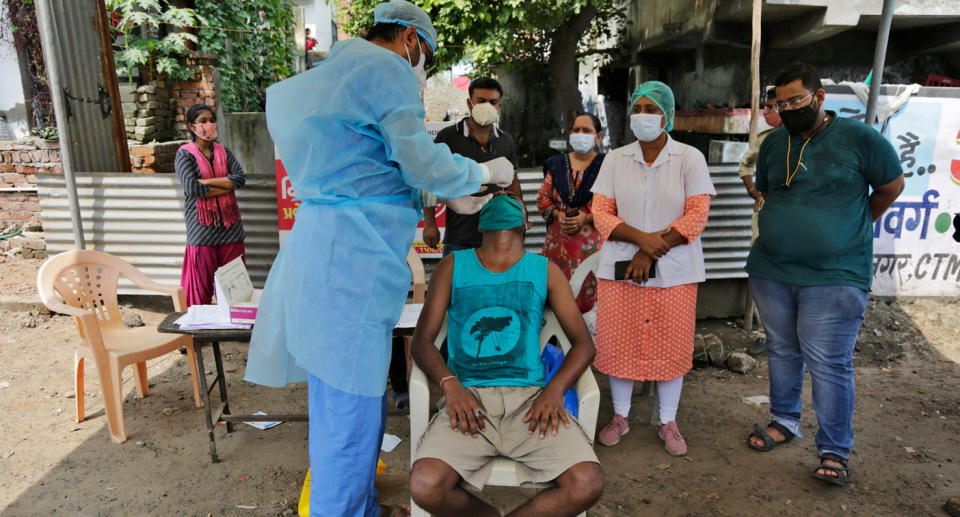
[779,99,820,134]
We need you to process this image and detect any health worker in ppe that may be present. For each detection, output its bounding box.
[243,1,514,515]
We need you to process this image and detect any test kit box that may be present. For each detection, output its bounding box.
[214,257,262,325]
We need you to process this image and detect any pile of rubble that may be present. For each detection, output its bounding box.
[693,333,758,374]
[0,218,46,259]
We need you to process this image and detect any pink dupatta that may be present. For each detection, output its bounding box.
[179,141,240,228]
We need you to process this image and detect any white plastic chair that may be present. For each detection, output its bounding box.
[37,249,202,443]
[568,251,600,300]
[409,308,600,517]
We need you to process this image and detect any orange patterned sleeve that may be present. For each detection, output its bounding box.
[592,193,624,241]
[670,194,712,243]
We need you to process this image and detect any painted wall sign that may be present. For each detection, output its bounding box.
[825,89,960,296]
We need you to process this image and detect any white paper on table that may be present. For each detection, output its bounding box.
[243,411,281,430]
[381,433,402,452]
[395,303,423,329]
[175,304,250,330]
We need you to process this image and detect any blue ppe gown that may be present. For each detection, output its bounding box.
[244,37,482,395]
[245,38,482,516]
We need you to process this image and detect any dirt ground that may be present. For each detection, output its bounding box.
[1,255,958,516]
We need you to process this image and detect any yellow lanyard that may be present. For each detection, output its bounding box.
[783,136,812,189]
[783,115,829,189]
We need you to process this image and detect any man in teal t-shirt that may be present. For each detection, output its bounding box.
[745,63,904,486]
[408,192,603,515]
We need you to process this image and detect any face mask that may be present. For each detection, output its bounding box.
[478,194,525,231]
[471,101,499,127]
[569,133,595,154]
[405,38,427,94]
[630,113,663,142]
[192,122,217,142]
[779,98,820,134]
[763,110,781,128]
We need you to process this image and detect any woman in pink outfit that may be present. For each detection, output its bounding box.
[175,103,247,306]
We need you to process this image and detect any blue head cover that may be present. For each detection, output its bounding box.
[630,80,676,131]
[373,0,438,53]
[478,194,524,231]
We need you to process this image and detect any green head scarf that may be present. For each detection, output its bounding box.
[478,194,525,231]
[630,81,676,132]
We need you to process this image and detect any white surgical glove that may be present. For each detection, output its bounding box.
[479,157,515,187]
[441,193,493,215]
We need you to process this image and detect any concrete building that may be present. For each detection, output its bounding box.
[617,0,960,111]
[0,29,29,140]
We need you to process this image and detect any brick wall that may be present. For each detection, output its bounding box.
[0,138,60,227]
[172,51,218,138]
[121,81,177,143]
[129,140,188,174]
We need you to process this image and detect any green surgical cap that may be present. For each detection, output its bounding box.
[478,195,525,231]
[374,0,438,52]
[630,81,676,132]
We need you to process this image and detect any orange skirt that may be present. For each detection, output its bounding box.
[593,279,697,381]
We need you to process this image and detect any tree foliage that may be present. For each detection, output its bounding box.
[195,0,296,112]
[105,0,206,84]
[340,0,626,76]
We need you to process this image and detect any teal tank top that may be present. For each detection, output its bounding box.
[448,249,548,388]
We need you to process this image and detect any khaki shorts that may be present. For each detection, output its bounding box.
[414,386,599,490]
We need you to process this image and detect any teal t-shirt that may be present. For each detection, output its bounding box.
[447,250,548,388]
[746,112,902,290]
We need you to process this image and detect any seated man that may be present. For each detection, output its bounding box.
[409,192,603,517]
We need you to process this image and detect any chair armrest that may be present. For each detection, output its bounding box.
[409,364,432,463]
[129,277,179,297]
[126,276,187,311]
[40,301,106,352]
[573,368,600,444]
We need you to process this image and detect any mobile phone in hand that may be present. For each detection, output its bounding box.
[614,259,656,280]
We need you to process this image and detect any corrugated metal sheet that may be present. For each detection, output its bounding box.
[701,164,753,279]
[38,0,129,172]
[38,173,279,294]
[38,163,751,295]
[426,163,753,280]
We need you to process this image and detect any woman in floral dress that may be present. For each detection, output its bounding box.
[537,113,605,312]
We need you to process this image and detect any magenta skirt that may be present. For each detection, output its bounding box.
[180,241,246,306]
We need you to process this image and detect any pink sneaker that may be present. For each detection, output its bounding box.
[659,421,687,456]
[598,414,630,446]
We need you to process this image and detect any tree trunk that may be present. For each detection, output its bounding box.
[549,4,597,129]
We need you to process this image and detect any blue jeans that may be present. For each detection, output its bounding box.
[441,242,475,257]
[749,276,868,460]
[308,374,387,517]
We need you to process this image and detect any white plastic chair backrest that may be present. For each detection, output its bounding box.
[433,308,570,355]
[568,252,600,299]
[38,249,130,331]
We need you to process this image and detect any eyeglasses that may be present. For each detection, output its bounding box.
[774,91,814,112]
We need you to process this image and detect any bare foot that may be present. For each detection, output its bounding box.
[748,425,787,449]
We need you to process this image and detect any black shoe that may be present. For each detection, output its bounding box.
[393,392,409,410]
[748,338,767,357]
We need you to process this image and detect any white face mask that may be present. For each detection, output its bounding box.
[405,38,427,94]
[470,101,499,127]
[630,113,664,142]
[569,133,595,154]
